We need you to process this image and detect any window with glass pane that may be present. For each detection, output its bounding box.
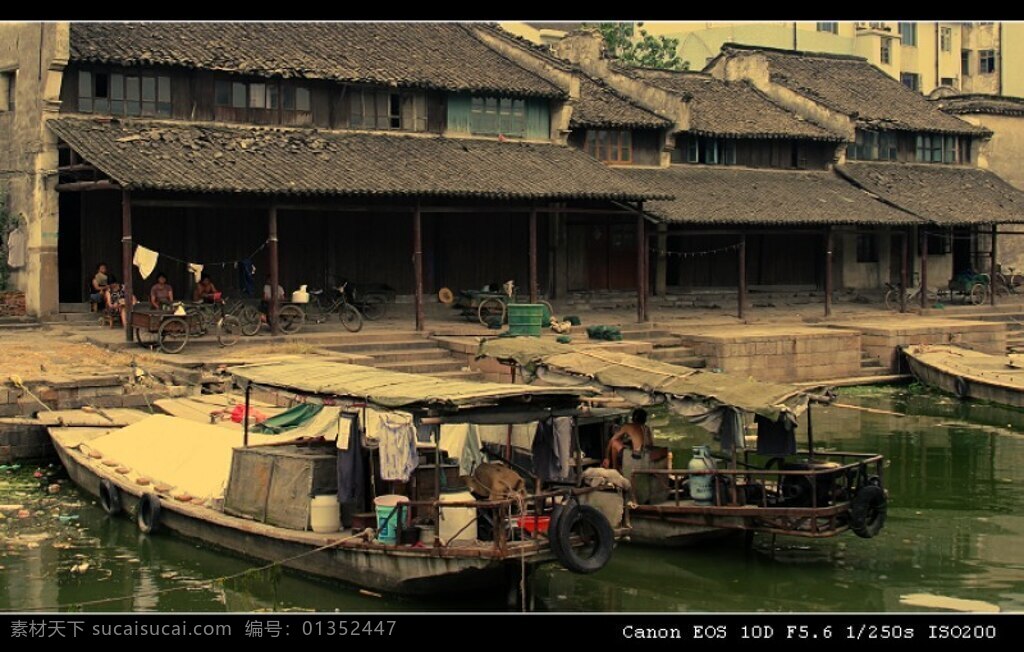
[78,70,92,112]
[157,76,172,115]
[940,27,952,52]
[388,93,401,129]
[961,50,971,76]
[899,22,917,46]
[856,234,879,262]
[980,50,996,73]
[295,87,311,112]
[881,38,892,64]
[931,136,942,162]
[687,137,698,163]
[944,136,956,163]
[231,82,246,109]
[125,76,140,115]
[140,76,156,115]
[249,83,266,109]
[215,80,231,106]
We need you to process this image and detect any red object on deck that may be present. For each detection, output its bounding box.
[516,515,551,534]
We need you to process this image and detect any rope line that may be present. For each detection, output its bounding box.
[650,242,743,258]
[133,239,270,271]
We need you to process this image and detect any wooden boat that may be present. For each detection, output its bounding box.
[478,339,889,545]
[903,344,1024,408]
[49,360,628,598]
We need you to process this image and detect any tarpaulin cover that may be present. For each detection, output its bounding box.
[230,359,593,409]
[478,338,808,423]
[253,403,324,433]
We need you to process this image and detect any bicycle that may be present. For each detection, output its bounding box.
[304,281,364,332]
[883,273,940,311]
[989,264,1024,297]
[191,297,261,337]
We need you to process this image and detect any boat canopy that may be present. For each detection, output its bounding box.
[477,339,809,424]
[230,359,595,411]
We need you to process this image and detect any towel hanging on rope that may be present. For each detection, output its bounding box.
[133,245,159,280]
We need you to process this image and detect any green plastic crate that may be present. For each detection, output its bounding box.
[507,303,544,337]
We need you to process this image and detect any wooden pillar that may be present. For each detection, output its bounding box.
[642,216,650,322]
[268,206,280,335]
[738,232,747,320]
[636,212,645,323]
[920,228,929,310]
[121,190,133,342]
[824,226,834,318]
[991,224,998,306]
[412,202,425,331]
[900,228,909,313]
[654,222,668,297]
[528,207,538,304]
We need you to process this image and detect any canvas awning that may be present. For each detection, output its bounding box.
[230,359,595,411]
[477,338,808,423]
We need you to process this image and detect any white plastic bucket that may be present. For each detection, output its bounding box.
[438,489,478,545]
[309,494,340,533]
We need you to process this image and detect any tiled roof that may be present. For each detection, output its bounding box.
[621,165,920,225]
[624,68,841,140]
[68,23,563,98]
[935,94,1024,117]
[722,45,987,136]
[837,162,1024,224]
[48,117,667,202]
[571,74,673,129]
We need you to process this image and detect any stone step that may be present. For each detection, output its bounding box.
[324,338,437,353]
[648,347,698,362]
[58,302,92,313]
[42,312,103,324]
[430,370,485,381]
[359,349,456,364]
[373,359,468,375]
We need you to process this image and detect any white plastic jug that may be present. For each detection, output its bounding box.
[438,489,478,545]
[688,445,716,505]
[291,284,309,304]
[309,494,341,533]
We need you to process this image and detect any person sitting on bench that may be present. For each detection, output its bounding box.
[601,408,653,471]
[149,272,175,310]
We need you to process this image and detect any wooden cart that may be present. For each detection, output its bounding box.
[130,306,237,354]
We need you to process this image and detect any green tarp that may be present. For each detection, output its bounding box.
[252,403,323,434]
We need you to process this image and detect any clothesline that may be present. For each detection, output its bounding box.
[135,239,270,270]
[650,242,743,258]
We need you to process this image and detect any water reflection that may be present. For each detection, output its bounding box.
[2,384,1022,612]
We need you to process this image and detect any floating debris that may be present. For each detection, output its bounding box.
[900,593,1000,612]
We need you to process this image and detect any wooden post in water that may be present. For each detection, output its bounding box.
[412,202,425,332]
[738,232,747,320]
[920,229,929,310]
[529,207,538,304]
[268,206,280,335]
[900,228,908,313]
[991,224,998,306]
[824,226,833,318]
[121,190,133,342]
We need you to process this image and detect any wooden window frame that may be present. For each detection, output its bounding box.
[961,50,972,76]
[0,69,14,112]
[469,96,526,139]
[980,50,997,74]
[585,130,633,164]
[856,234,880,263]
[940,26,953,53]
[79,69,171,117]
[899,22,917,47]
[881,37,893,65]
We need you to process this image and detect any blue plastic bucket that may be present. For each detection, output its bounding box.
[374,495,409,545]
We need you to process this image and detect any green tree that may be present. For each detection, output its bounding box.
[593,22,689,71]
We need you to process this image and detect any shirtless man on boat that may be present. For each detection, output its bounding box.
[602,408,653,470]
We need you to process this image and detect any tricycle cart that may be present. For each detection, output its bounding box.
[945,272,989,305]
[131,305,242,354]
[451,282,553,326]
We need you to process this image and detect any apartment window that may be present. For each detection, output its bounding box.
[81,70,171,117]
[856,234,879,263]
[940,77,957,88]
[816,22,839,35]
[915,134,959,163]
[980,50,997,74]
[0,70,14,111]
[940,27,953,52]
[899,22,917,47]
[847,130,898,161]
[901,72,921,91]
[881,38,893,65]
[585,130,632,164]
[961,50,972,76]
[470,96,526,138]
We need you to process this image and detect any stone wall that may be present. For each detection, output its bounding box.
[0,418,51,462]
[844,318,1006,372]
[673,325,862,382]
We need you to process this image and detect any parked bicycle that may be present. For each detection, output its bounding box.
[301,281,364,332]
[988,264,1024,297]
[191,297,261,337]
[884,273,940,310]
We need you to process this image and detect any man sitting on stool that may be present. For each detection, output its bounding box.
[602,408,653,471]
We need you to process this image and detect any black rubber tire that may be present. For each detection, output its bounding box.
[970,283,988,306]
[216,315,242,347]
[239,305,261,336]
[360,296,387,321]
[850,485,887,539]
[550,503,614,574]
[884,288,898,311]
[134,326,158,349]
[339,304,364,332]
[548,502,567,549]
[277,305,305,334]
[158,316,189,354]
[137,492,162,535]
[99,479,122,516]
[477,298,506,327]
[954,375,969,400]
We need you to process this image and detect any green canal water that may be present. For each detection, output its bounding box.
[2,384,1023,612]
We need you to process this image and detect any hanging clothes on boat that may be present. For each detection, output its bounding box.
[364,408,418,482]
[755,414,797,456]
[553,416,574,480]
[531,418,561,482]
[336,414,364,503]
[717,407,745,452]
[440,424,486,476]
[132,245,159,280]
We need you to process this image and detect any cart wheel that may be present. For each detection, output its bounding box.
[277,304,305,334]
[217,315,242,347]
[339,304,364,332]
[969,283,988,305]
[360,295,387,321]
[134,326,158,349]
[477,297,506,327]
[158,317,190,354]
[239,306,261,336]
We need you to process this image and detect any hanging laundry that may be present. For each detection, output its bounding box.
[553,416,574,479]
[336,414,365,506]
[6,225,26,269]
[755,414,797,456]
[238,258,256,297]
[364,408,418,482]
[440,424,486,476]
[133,245,159,280]
[187,263,204,284]
[531,419,561,482]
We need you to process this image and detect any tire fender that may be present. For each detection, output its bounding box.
[850,484,887,539]
[549,503,614,574]
[99,479,122,516]
[137,492,162,534]
[954,375,969,400]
